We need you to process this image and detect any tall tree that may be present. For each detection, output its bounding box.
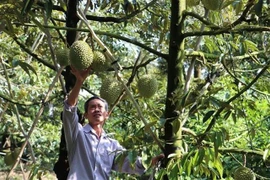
[0,0,270,179]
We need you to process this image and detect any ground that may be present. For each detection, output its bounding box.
[0,171,57,180]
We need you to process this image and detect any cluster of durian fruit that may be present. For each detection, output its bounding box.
[55,40,110,73]
[55,40,158,104]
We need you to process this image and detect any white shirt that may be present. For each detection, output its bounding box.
[62,100,145,180]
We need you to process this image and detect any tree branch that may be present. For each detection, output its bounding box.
[36,0,159,23]
[11,22,169,59]
[183,11,219,30]
[183,0,258,37]
[221,57,270,96]
[218,147,263,157]
[11,35,55,71]
[197,61,270,144]
[184,25,270,38]
[0,93,39,106]
[230,0,257,27]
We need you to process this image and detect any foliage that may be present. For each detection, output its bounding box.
[0,0,270,179]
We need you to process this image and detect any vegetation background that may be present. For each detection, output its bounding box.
[0,0,270,179]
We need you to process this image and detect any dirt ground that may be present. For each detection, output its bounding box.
[0,171,57,180]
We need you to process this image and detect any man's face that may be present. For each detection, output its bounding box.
[84,99,109,126]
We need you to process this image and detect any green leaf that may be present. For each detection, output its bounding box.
[173,119,181,134]
[114,151,128,170]
[156,168,166,180]
[223,110,231,120]
[144,120,157,132]
[243,39,258,52]
[181,90,191,108]
[213,130,225,158]
[207,148,215,162]
[203,110,215,123]
[21,0,34,15]
[44,0,53,19]
[234,0,244,15]
[250,128,256,139]
[169,163,179,180]
[180,151,191,167]
[209,97,222,108]
[232,112,237,123]
[187,158,192,176]
[239,41,245,55]
[128,150,137,165]
[59,0,67,11]
[263,149,269,161]
[192,149,199,166]
[194,148,205,166]
[198,148,205,165]
[254,0,263,16]
[214,158,223,177]
[200,164,211,177]
[31,16,47,33]
[29,164,39,180]
[17,60,37,77]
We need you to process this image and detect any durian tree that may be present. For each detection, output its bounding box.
[0,0,270,179]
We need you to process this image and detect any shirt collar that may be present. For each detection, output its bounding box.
[83,124,107,138]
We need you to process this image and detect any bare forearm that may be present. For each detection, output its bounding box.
[67,79,84,106]
[66,66,91,106]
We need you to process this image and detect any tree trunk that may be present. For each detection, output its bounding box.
[53,0,80,179]
[163,0,186,179]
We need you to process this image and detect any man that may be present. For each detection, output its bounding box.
[63,67,163,179]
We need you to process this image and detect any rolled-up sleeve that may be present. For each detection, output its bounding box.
[62,100,81,153]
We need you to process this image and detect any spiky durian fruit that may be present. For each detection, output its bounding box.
[91,51,110,72]
[234,167,256,180]
[137,74,158,98]
[69,40,93,70]
[186,0,200,7]
[4,148,20,166]
[55,47,70,67]
[201,0,222,11]
[100,77,123,105]
[4,152,15,166]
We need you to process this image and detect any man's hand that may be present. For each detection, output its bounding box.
[66,66,93,106]
[70,66,92,83]
[151,154,165,167]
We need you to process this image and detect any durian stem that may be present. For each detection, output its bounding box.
[77,10,117,64]
[77,9,165,152]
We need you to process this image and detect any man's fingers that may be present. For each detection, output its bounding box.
[70,66,77,74]
[151,154,165,166]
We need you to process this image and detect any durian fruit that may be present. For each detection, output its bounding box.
[137,74,158,98]
[4,148,20,166]
[91,51,110,72]
[201,0,222,11]
[186,0,200,7]
[13,147,20,157]
[55,47,70,67]
[234,166,256,180]
[100,77,123,105]
[69,40,93,70]
[4,152,15,166]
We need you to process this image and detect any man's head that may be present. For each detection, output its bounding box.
[84,96,109,113]
[84,96,109,126]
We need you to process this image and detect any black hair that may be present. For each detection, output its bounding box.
[84,96,109,112]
